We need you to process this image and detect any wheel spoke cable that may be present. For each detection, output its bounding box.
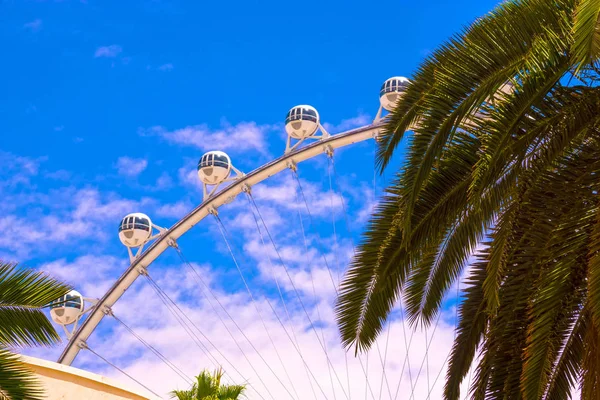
[295,206,340,400]
[327,157,393,400]
[213,212,303,400]
[292,168,375,400]
[108,310,192,385]
[144,273,265,400]
[425,276,462,400]
[83,344,163,399]
[408,306,442,400]
[246,189,352,399]
[393,302,416,400]
[173,242,285,400]
[245,192,324,400]
[380,320,392,400]
[371,157,394,400]
[327,162,352,400]
[144,274,219,369]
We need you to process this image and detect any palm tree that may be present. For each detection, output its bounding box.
[0,260,71,400]
[170,368,246,400]
[335,0,600,398]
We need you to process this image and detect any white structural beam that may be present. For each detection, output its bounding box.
[58,122,382,365]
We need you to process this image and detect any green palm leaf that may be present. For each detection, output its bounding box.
[0,349,45,400]
[572,0,600,71]
[0,261,70,400]
[0,307,62,349]
[336,0,600,397]
[0,261,71,308]
[170,369,246,400]
[0,261,71,349]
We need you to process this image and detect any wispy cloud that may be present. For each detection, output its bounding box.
[0,186,152,258]
[5,115,479,399]
[23,19,42,32]
[140,121,274,157]
[158,63,174,72]
[0,151,45,190]
[115,157,148,178]
[40,255,128,297]
[323,113,371,133]
[94,45,122,58]
[154,172,173,190]
[156,200,193,219]
[8,146,476,400]
[35,257,468,399]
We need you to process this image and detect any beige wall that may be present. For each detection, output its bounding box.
[21,356,157,400]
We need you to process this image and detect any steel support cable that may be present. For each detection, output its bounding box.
[380,321,392,400]
[296,207,340,400]
[291,168,375,400]
[144,274,264,400]
[408,305,443,400]
[327,158,393,400]
[212,213,301,400]
[426,327,430,393]
[393,303,416,400]
[365,353,369,400]
[327,159,352,400]
[109,311,192,384]
[84,344,163,399]
[170,248,277,400]
[246,192,343,400]
[371,159,394,400]
[143,274,220,369]
[425,278,462,400]
[244,192,323,400]
[245,190,354,400]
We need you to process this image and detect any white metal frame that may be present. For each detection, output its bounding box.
[57,122,383,365]
[125,223,167,263]
[202,164,245,201]
[285,125,330,154]
[59,297,99,340]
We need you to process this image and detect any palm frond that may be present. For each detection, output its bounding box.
[0,348,45,400]
[0,261,71,308]
[572,0,600,72]
[444,253,489,400]
[543,306,586,400]
[0,307,62,348]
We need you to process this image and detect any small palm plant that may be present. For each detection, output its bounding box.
[0,260,71,399]
[171,368,246,400]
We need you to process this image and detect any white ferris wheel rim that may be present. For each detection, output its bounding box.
[57,121,385,366]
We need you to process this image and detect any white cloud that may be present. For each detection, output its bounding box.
[47,260,470,399]
[115,157,148,178]
[40,255,128,298]
[249,173,344,217]
[156,200,193,219]
[323,113,371,134]
[0,188,153,258]
[7,120,479,399]
[153,172,174,190]
[141,121,274,156]
[0,151,47,193]
[94,45,122,58]
[158,63,174,71]
[45,169,72,181]
[24,19,42,32]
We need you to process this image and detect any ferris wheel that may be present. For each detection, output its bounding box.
[47,76,465,400]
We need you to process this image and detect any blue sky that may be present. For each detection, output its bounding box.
[1,1,500,399]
